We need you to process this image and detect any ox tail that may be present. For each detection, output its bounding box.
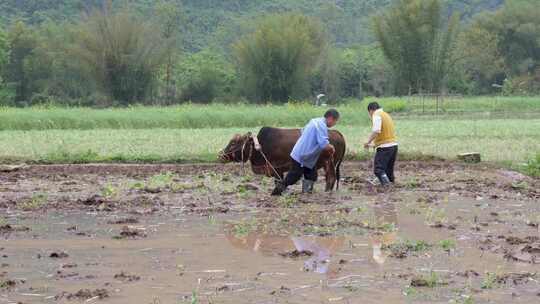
[335,158,343,191]
[334,131,346,191]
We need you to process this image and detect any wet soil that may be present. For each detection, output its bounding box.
[0,161,539,303]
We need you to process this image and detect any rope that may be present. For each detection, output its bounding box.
[251,134,283,181]
[221,133,284,183]
[232,133,341,187]
[257,149,284,182]
[240,136,254,175]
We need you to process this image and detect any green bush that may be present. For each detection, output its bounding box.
[0,87,15,106]
[175,50,236,103]
[502,75,540,96]
[524,153,540,177]
[234,14,327,103]
[382,100,407,113]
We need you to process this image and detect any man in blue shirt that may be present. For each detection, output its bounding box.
[272,109,339,196]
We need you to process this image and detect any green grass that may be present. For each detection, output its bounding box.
[396,96,540,114]
[0,103,372,130]
[523,153,540,177]
[0,96,537,130]
[19,193,48,210]
[439,239,457,251]
[0,99,537,168]
[0,118,537,164]
[481,272,498,289]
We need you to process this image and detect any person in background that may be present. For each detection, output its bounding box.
[271,109,339,195]
[364,102,398,186]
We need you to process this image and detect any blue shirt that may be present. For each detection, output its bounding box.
[290,117,330,169]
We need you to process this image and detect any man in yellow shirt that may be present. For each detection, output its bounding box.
[364,102,398,186]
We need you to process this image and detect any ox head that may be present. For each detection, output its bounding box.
[218,132,253,163]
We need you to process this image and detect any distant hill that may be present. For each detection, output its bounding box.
[0,0,505,51]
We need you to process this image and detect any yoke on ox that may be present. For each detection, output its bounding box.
[219,127,346,192]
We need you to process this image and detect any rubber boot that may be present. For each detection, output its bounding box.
[377,174,391,187]
[302,179,315,194]
[271,182,286,196]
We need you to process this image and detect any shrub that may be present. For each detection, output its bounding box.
[524,153,540,178]
[234,14,327,103]
[382,100,407,113]
[175,50,236,103]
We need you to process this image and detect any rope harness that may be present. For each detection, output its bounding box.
[251,135,284,181]
[221,134,284,181]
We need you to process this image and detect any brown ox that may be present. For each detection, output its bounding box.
[219,127,346,191]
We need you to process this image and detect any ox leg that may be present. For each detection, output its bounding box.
[324,160,336,192]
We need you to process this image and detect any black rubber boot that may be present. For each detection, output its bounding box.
[271,182,286,196]
[302,179,315,194]
[377,173,391,186]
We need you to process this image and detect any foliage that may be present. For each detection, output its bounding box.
[523,153,540,178]
[4,21,38,103]
[373,0,459,94]
[234,14,327,102]
[27,21,97,105]
[175,50,236,103]
[0,28,8,82]
[461,0,540,94]
[0,0,503,50]
[382,100,407,113]
[358,44,395,97]
[310,47,341,102]
[71,4,169,105]
[153,0,185,103]
[311,45,393,101]
[453,24,505,94]
[0,0,537,104]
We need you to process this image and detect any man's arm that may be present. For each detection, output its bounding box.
[316,121,334,154]
[364,114,382,149]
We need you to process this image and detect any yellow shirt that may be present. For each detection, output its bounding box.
[372,109,397,148]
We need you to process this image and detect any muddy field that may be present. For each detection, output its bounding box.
[0,161,539,304]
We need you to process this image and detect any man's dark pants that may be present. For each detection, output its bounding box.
[374,146,398,183]
[284,159,318,187]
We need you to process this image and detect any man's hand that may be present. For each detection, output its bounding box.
[364,143,371,150]
[325,144,335,155]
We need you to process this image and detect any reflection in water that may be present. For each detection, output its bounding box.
[292,237,331,274]
[371,202,398,265]
[225,201,399,277]
[225,230,344,277]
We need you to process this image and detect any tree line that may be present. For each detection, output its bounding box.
[0,0,538,106]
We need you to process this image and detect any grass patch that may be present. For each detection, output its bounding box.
[0,97,538,131]
[101,184,119,199]
[522,153,540,177]
[278,195,299,208]
[0,103,371,130]
[385,240,432,258]
[0,117,537,164]
[398,96,540,114]
[231,219,257,237]
[19,193,48,210]
[410,271,447,288]
[147,172,175,189]
[439,239,456,251]
[481,272,499,290]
